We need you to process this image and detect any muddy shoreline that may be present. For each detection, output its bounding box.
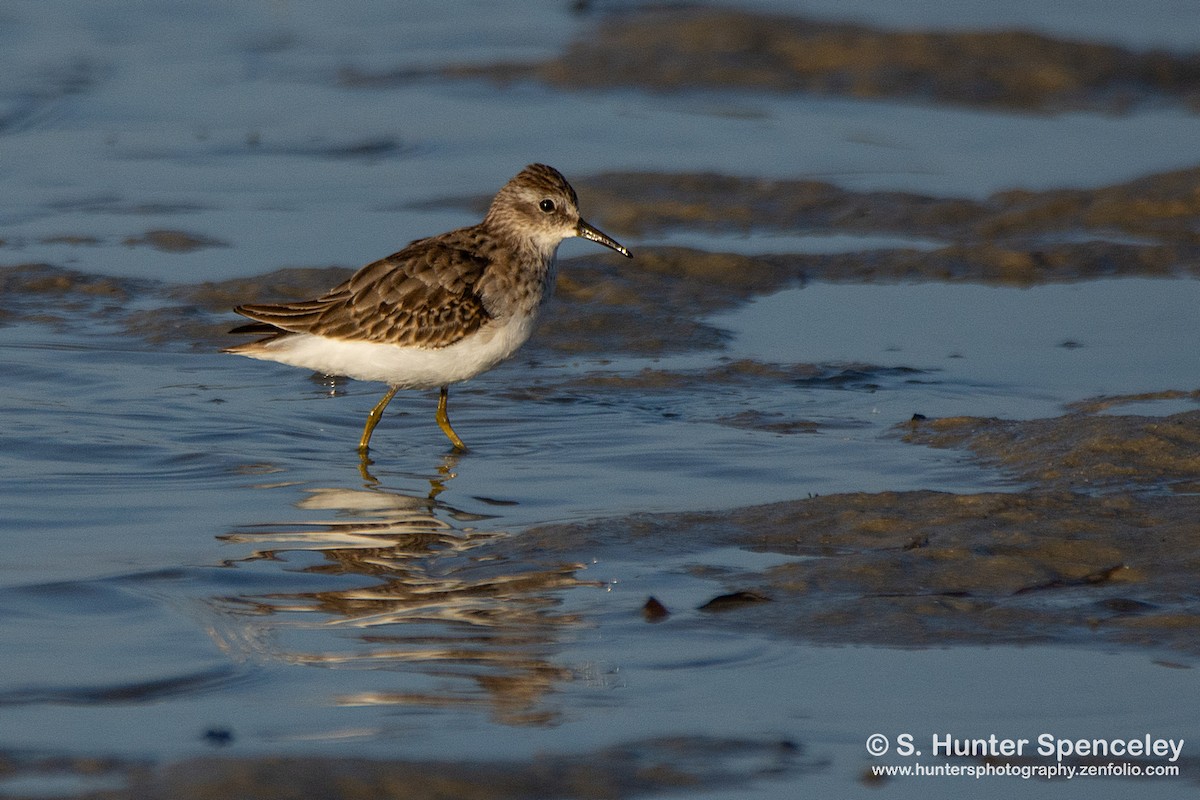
[0,737,808,800]
[4,163,1199,356]
[345,8,1200,114]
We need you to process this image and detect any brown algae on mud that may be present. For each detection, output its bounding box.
[902,405,1200,492]
[16,170,1196,356]
[6,163,1200,348]
[571,167,1200,286]
[0,736,807,800]
[404,8,1200,113]
[504,389,1200,656]
[543,9,1200,113]
[577,166,1200,246]
[516,489,1200,654]
[121,229,229,253]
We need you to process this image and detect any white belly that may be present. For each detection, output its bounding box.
[237,313,538,388]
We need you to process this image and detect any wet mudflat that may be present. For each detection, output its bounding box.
[2,2,1199,798]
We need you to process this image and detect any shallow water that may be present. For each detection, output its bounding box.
[2,1,1199,797]
[715,278,1200,419]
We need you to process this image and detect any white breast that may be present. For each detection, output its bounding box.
[239,312,539,388]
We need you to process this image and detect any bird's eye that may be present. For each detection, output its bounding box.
[538,199,556,213]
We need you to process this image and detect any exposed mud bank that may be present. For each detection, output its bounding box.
[902,401,1200,493]
[577,166,1200,245]
[515,418,1200,655]
[0,736,805,800]
[499,392,1200,655]
[515,488,1200,653]
[345,9,1200,114]
[5,165,1197,355]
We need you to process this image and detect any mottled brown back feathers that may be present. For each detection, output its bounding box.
[231,232,496,349]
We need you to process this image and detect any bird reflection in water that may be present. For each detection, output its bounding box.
[214,455,594,726]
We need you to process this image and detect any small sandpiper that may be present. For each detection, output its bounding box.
[225,163,632,453]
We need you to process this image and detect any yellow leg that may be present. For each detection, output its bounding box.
[436,385,468,452]
[358,385,399,454]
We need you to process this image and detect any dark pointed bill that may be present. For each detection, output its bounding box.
[577,219,633,258]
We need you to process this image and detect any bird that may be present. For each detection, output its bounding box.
[225,163,632,454]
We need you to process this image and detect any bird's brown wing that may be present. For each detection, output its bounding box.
[231,234,493,349]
